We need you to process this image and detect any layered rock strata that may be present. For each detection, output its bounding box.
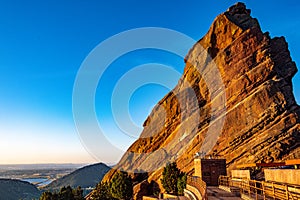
[102,2,300,197]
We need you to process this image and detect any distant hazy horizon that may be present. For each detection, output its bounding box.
[0,162,115,167]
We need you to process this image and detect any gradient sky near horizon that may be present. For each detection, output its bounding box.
[0,0,299,164]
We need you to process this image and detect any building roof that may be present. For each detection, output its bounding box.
[236,159,300,169]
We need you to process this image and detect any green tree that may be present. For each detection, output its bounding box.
[160,162,187,195]
[72,186,84,200]
[161,162,180,194]
[90,181,113,200]
[177,173,187,196]
[58,186,74,200]
[40,191,55,200]
[39,186,84,200]
[110,171,133,200]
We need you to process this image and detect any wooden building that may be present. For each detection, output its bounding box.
[194,158,226,186]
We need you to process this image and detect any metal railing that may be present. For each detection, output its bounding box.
[187,176,208,200]
[219,175,300,200]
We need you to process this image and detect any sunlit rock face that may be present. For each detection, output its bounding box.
[102,1,300,193]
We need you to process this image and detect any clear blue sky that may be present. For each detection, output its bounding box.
[0,0,299,164]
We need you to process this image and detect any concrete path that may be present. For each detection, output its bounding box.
[207,186,242,200]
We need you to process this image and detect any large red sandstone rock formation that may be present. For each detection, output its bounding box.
[101,2,300,198]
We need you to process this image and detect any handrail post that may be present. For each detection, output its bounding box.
[262,182,266,200]
[243,179,245,196]
[286,185,289,200]
[249,180,251,197]
[272,182,275,200]
[255,181,257,200]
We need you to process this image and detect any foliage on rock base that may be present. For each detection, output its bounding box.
[90,181,114,200]
[91,171,133,200]
[161,162,187,196]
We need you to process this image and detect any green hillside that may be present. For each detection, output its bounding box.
[0,179,41,200]
[44,163,110,192]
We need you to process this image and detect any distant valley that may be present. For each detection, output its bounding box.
[0,163,85,188]
[0,163,110,199]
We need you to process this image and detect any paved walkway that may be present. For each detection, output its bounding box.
[207,187,242,200]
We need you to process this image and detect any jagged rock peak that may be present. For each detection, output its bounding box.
[224,2,260,30]
[226,2,251,15]
[186,2,262,60]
